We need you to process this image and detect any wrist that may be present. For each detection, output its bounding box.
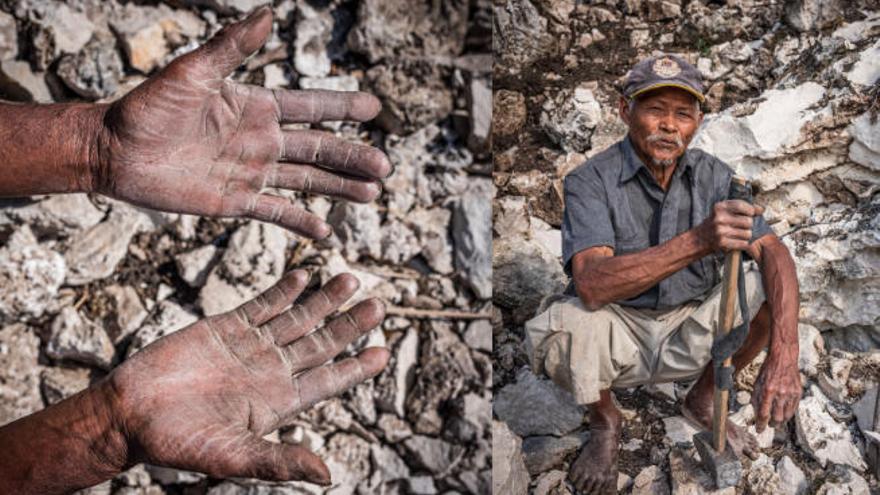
[77,103,111,194]
[87,377,132,474]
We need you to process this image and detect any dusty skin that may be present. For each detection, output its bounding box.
[0,6,397,494]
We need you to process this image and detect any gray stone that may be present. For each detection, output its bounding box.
[377,328,417,417]
[175,244,221,288]
[406,475,437,494]
[111,3,205,74]
[0,59,51,103]
[467,77,491,155]
[662,416,700,446]
[539,84,602,153]
[408,207,453,274]
[367,62,454,135]
[403,435,462,475]
[853,386,878,435]
[323,433,372,492]
[40,366,91,406]
[463,319,492,352]
[56,34,124,100]
[65,209,145,286]
[347,0,468,64]
[47,307,115,370]
[669,447,735,494]
[785,0,843,32]
[298,75,359,92]
[494,0,558,69]
[492,236,566,321]
[494,369,585,437]
[795,394,866,470]
[0,11,17,61]
[293,2,332,78]
[452,180,493,299]
[631,465,670,495]
[6,194,104,237]
[746,454,781,495]
[25,2,94,69]
[0,324,43,427]
[815,466,870,494]
[379,219,420,264]
[522,431,587,475]
[798,323,824,376]
[103,285,148,344]
[328,202,382,262]
[126,301,198,357]
[377,413,412,443]
[199,221,288,316]
[492,421,530,495]
[846,39,880,87]
[0,226,65,323]
[776,456,808,495]
[144,465,204,485]
[533,470,571,495]
[369,444,409,481]
[849,112,880,171]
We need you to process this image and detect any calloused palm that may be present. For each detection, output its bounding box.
[109,271,388,484]
[96,7,391,239]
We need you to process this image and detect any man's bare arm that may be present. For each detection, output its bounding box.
[572,199,764,310]
[0,102,106,196]
[748,234,802,431]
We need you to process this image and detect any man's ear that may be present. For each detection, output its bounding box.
[618,96,631,125]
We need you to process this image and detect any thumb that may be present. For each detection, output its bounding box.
[216,436,331,485]
[182,6,273,79]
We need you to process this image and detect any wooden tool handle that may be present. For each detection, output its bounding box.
[712,175,749,453]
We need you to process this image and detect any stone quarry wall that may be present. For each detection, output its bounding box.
[492,0,880,494]
[0,0,492,494]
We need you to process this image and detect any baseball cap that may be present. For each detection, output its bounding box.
[623,54,705,103]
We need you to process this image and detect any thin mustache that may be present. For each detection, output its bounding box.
[646,134,683,147]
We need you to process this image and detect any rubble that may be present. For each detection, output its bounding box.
[493,0,880,492]
[0,225,65,323]
[492,420,530,495]
[0,324,42,426]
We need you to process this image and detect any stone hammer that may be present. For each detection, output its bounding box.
[693,176,754,489]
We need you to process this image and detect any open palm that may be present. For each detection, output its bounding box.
[109,271,388,484]
[96,7,391,239]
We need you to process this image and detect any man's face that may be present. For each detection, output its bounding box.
[619,87,703,168]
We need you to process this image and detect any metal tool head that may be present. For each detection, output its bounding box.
[693,430,742,489]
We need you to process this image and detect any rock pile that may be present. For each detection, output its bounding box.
[493,0,880,493]
[0,0,491,493]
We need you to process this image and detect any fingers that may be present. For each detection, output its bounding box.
[175,6,273,80]
[283,299,386,373]
[254,88,381,123]
[233,270,310,327]
[281,130,392,179]
[262,273,360,346]
[241,193,330,239]
[754,391,772,433]
[772,398,787,428]
[722,199,762,217]
[265,163,381,203]
[292,347,390,410]
[213,435,330,485]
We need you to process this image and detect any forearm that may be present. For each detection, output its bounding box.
[0,101,107,196]
[756,238,800,362]
[574,228,711,309]
[0,379,129,494]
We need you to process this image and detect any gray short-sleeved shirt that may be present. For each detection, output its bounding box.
[561,136,772,309]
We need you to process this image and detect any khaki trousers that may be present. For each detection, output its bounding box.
[524,265,766,405]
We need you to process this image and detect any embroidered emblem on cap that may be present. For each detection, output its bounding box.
[652,57,681,78]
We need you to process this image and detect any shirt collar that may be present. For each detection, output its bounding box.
[619,135,695,185]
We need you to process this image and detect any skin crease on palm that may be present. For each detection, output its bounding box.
[96,6,392,239]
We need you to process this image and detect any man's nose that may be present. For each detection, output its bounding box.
[658,112,676,133]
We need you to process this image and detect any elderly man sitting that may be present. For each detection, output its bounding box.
[525,54,802,494]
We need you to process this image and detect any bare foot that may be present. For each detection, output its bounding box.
[569,425,620,494]
[682,389,758,458]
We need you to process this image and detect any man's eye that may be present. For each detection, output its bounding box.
[678,112,692,119]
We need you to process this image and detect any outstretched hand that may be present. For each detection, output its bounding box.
[107,271,388,484]
[95,7,391,238]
